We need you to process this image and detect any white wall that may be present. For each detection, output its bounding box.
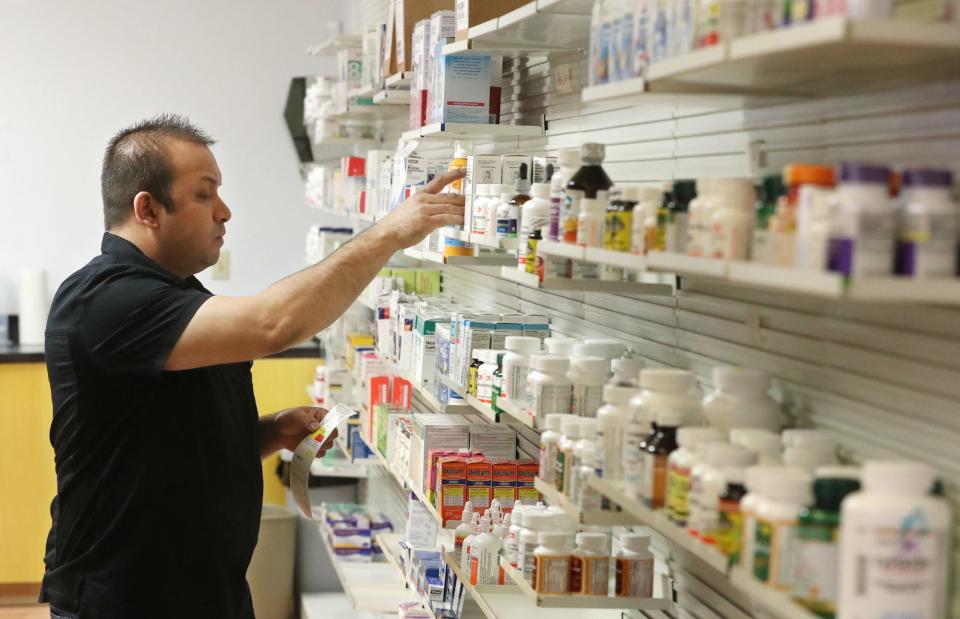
[0,0,358,312]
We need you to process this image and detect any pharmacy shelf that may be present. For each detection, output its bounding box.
[348,84,378,99]
[582,18,960,102]
[442,0,590,56]
[726,261,845,297]
[385,71,412,89]
[728,568,823,619]
[372,442,460,529]
[373,88,410,105]
[583,247,647,272]
[537,239,584,260]
[846,277,960,304]
[317,521,414,612]
[499,266,674,295]
[307,33,362,56]
[438,375,499,423]
[496,397,535,429]
[645,251,727,278]
[313,136,383,150]
[376,532,441,619]
[534,477,636,526]
[444,228,521,252]
[499,558,674,611]
[402,122,545,142]
[328,102,407,121]
[405,247,518,267]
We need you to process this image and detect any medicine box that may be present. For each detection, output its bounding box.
[492,461,518,509]
[435,53,492,124]
[463,155,502,232]
[466,459,492,512]
[435,456,467,525]
[517,460,540,505]
[501,154,532,186]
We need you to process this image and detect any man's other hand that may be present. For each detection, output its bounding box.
[376,168,466,249]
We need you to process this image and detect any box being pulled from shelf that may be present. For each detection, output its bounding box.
[430,49,492,125]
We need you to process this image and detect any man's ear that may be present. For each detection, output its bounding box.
[132,192,161,229]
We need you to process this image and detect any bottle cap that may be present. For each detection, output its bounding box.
[558,148,581,167]
[672,180,697,204]
[569,356,608,377]
[713,367,771,394]
[812,468,861,511]
[522,512,555,531]
[544,413,572,432]
[861,460,936,496]
[475,184,491,197]
[676,427,723,448]
[730,429,781,456]
[784,164,835,187]
[580,143,605,165]
[505,336,540,354]
[584,339,625,359]
[572,342,608,359]
[838,163,890,185]
[782,430,837,452]
[765,469,813,505]
[537,531,573,548]
[531,354,570,374]
[713,178,757,209]
[577,418,598,440]
[721,466,746,485]
[544,337,579,356]
[560,417,582,439]
[575,532,608,553]
[620,533,652,554]
[654,406,685,427]
[515,163,531,193]
[495,183,514,196]
[611,358,644,382]
[704,442,758,468]
[814,465,861,481]
[603,384,640,405]
[532,182,551,199]
[902,168,953,188]
[744,465,783,494]
[640,368,697,393]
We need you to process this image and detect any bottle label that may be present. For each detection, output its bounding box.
[496,217,518,237]
[753,517,796,589]
[570,555,609,595]
[505,364,530,402]
[525,237,540,274]
[534,554,570,594]
[539,440,559,484]
[602,424,625,481]
[667,463,692,525]
[455,532,466,553]
[895,210,957,277]
[549,196,562,241]
[792,522,838,615]
[520,540,538,583]
[571,384,604,417]
[621,423,643,492]
[576,215,604,247]
[532,383,572,418]
[561,189,585,243]
[615,557,654,597]
[710,498,742,565]
[555,449,567,492]
[839,509,949,618]
[828,211,895,278]
[642,453,668,509]
[604,210,632,252]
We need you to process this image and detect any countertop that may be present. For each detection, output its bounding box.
[0,341,322,364]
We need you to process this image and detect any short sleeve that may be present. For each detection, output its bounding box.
[81,273,211,376]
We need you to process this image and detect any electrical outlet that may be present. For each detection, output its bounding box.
[212,250,230,280]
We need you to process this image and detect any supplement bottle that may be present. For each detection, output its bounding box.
[703,367,783,436]
[472,184,492,237]
[555,417,582,495]
[751,467,813,590]
[562,143,613,244]
[645,183,671,254]
[792,466,860,618]
[610,357,644,387]
[666,180,695,254]
[615,534,655,598]
[895,168,957,278]
[526,355,572,424]
[595,385,639,482]
[641,407,683,510]
[710,466,748,565]
[520,182,552,272]
[539,413,566,484]
[709,177,756,261]
[667,427,723,525]
[491,351,507,411]
[739,465,781,574]
[501,336,540,403]
[782,430,838,473]
[488,185,515,239]
[518,511,554,584]
[688,442,757,536]
[469,523,502,585]
[729,428,783,465]
[533,531,574,594]
[631,187,665,254]
[752,174,784,264]
[605,185,639,253]
[577,196,608,248]
[526,223,544,276]
[468,350,483,396]
[454,501,476,553]
[460,518,480,566]
[477,349,503,405]
[686,178,714,257]
[787,164,835,269]
[575,449,602,512]
[503,506,524,567]
[499,163,530,240]
[449,144,468,194]
[568,356,609,417]
[568,419,598,499]
[827,163,894,279]
[549,148,582,241]
[838,461,950,619]
[569,532,610,595]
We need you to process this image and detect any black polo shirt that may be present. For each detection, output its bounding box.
[40,232,262,618]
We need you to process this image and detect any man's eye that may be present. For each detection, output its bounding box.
[198,193,211,200]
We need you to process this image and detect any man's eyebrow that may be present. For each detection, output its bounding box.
[200,175,221,186]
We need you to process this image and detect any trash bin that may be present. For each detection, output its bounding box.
[247,504,297,619]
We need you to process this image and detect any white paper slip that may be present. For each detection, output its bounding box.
[290,403,360,518]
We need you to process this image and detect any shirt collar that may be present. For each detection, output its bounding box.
[100,232,209,293]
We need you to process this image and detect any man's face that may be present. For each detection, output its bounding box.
[157,140,231,276]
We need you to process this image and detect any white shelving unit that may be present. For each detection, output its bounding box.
[496,397,535,429]
[442,0,591,56]
[384,71,412,89]
[499,266,674,295]
[534,477,636,526]
[402,122,545,142]
[306,33,362,56]
[406,247,519,267]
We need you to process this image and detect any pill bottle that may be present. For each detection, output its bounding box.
[504,504,526,568]
[454,501,476,554]
[539,413,572,484]
[519,511,555,584]
[544,337,579,357]
[487,185,514,238]
[710,466,748,565]
[782,430,838,473]
[827,163,894,279]
[751,467,813,590]
[468,349,484,396]
[792,466,860,617]
[477,349,503,405]
[469,523,502,585]
[569,532,610,595]
[615,534,654,598]
[534,531,574,594]
[788,164,836,269]
[838,461,950,619]
[686,178,714,257]
[520,182,553,271]
[595,385,639,482]
[688,442,757,536]
[549,148,581,242]
[730,428,782,465]
[703,367,783,436]
[584,338,627,361]
[752,175,785,264]
[642,406,684,509]
[562,143,613,244]
[709,178,757,261]
[491,351,507,411]
[610,357,644,387]
[606,185,640,253]
[460,518,480,567]
[575,449,602,511]
[501,336,541,403]
[630,186,666,254]
[526,354,572,424]
[568,419,598,499]
[449,144,468,194]
[666,180,695,254]
[895,168,957,278]
[667,427,723,525]
[472,184,493,236]
[555,417,582,494]
[568,356,609,418]
[577,196,608,248]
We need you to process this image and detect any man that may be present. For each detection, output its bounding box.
[40,114,465,618]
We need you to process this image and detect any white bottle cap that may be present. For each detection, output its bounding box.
[462,501,473,516]
[720,466,746,485]
[704,442,758,468]
[782,429,834,450]
[676,427,723,448]
[544,337,579,356]
[537,531,573,548]
[713,177,757,208]
[713,367,772,394]
[640,368,697,393]
[603,384,639,405]
[862,461,936,496]
[577,418,599,440]
[569,356,609,377]
[620,533,652,554]
[572,342,608,359]
[619,185,650,203]
[730,428,782,455]
[511,508,525,527]
[532,183,551,199]
[611,358,644,380]
[584,339,625,359]
[765,469,813,505]
[744,465,783,494]
[575,532,609,553]
[531,354,570,374]
[654,407,685,427]
[504,336,540,354]
[522,511,554,532]
[814,465,861,481]
[495,183,514,196]
[560,417,582,439]
[543,413,571,432]
[557,148,581,167]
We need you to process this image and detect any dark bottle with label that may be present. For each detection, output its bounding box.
[643,408,682,510]
[667,180,696,253]
[560,143,613,244]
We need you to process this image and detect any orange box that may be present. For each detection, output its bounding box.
[427,449,460,505]
[516,460,540,506]
[466,459,492,512]
[436,457,468,526]
[491,461,517,511]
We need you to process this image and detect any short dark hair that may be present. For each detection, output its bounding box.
[101,114,215,229]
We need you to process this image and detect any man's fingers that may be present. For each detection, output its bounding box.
[310,407,327,422]
[419,192,466,206]
[421,169,466,194]
[422,203,466,217]
[432,214,469,227]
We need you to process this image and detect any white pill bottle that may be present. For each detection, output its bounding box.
[837,460,951,619]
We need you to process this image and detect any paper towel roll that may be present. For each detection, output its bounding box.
[18,269,48,346]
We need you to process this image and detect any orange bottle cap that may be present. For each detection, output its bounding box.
[784,164,835,187]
